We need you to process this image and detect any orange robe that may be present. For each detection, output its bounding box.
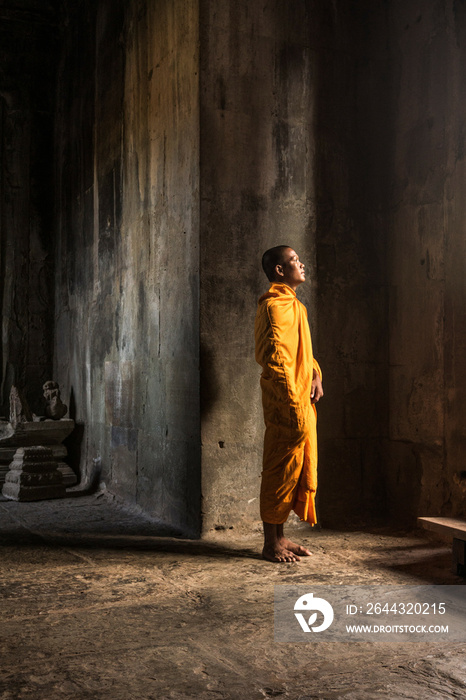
[254,282,321,525]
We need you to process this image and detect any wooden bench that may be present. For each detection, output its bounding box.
[418,517,466,577]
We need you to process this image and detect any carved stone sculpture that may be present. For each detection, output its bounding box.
[9,386,33,428]
[43,380,68,420]
[0,383,76,488]
[2,446,66,501]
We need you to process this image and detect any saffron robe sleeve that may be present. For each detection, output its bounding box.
[254,283,321,525]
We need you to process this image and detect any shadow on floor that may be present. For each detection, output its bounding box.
[365,545,463,584]
[1,494,463,573]
[0,529,260,558]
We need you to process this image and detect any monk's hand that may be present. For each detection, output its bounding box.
[311,370,323,404]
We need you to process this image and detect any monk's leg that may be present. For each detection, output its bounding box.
[277,523,312,557]
[262,522,300,562]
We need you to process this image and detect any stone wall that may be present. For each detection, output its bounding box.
[314,0,466,527]
[0,1,57,415]
[198,0,466,530]
[312,1,392,526]
[386,0,466,523]
[199,1,318,530]
[3,0,466,534]
[198,0,397,530]
[54,0,201,535]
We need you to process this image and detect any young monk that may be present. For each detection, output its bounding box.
[254,246,323,563]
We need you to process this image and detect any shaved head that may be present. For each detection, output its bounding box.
[261,245,292,282]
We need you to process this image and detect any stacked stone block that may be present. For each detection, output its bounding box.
[2,446,66,501]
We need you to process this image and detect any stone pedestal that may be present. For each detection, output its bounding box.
[55,455,78,488]
[0,449,12,486]
[2,446,66,501]
[0,419,77,488]
[0,419,75,446]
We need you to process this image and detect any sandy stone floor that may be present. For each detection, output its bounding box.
[1,491,465,699]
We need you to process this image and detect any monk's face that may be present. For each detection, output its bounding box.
[275,248,306,290]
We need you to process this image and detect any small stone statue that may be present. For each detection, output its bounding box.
[43,381,68,420]
[9,386,33,428]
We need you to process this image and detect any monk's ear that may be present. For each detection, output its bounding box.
[275,264,284,278]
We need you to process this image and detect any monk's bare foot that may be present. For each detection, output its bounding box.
[279,538,312,557]
[262,543,300,563]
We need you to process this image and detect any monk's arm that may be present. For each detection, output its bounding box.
[255,303,302,407]
[311,358,323,404]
